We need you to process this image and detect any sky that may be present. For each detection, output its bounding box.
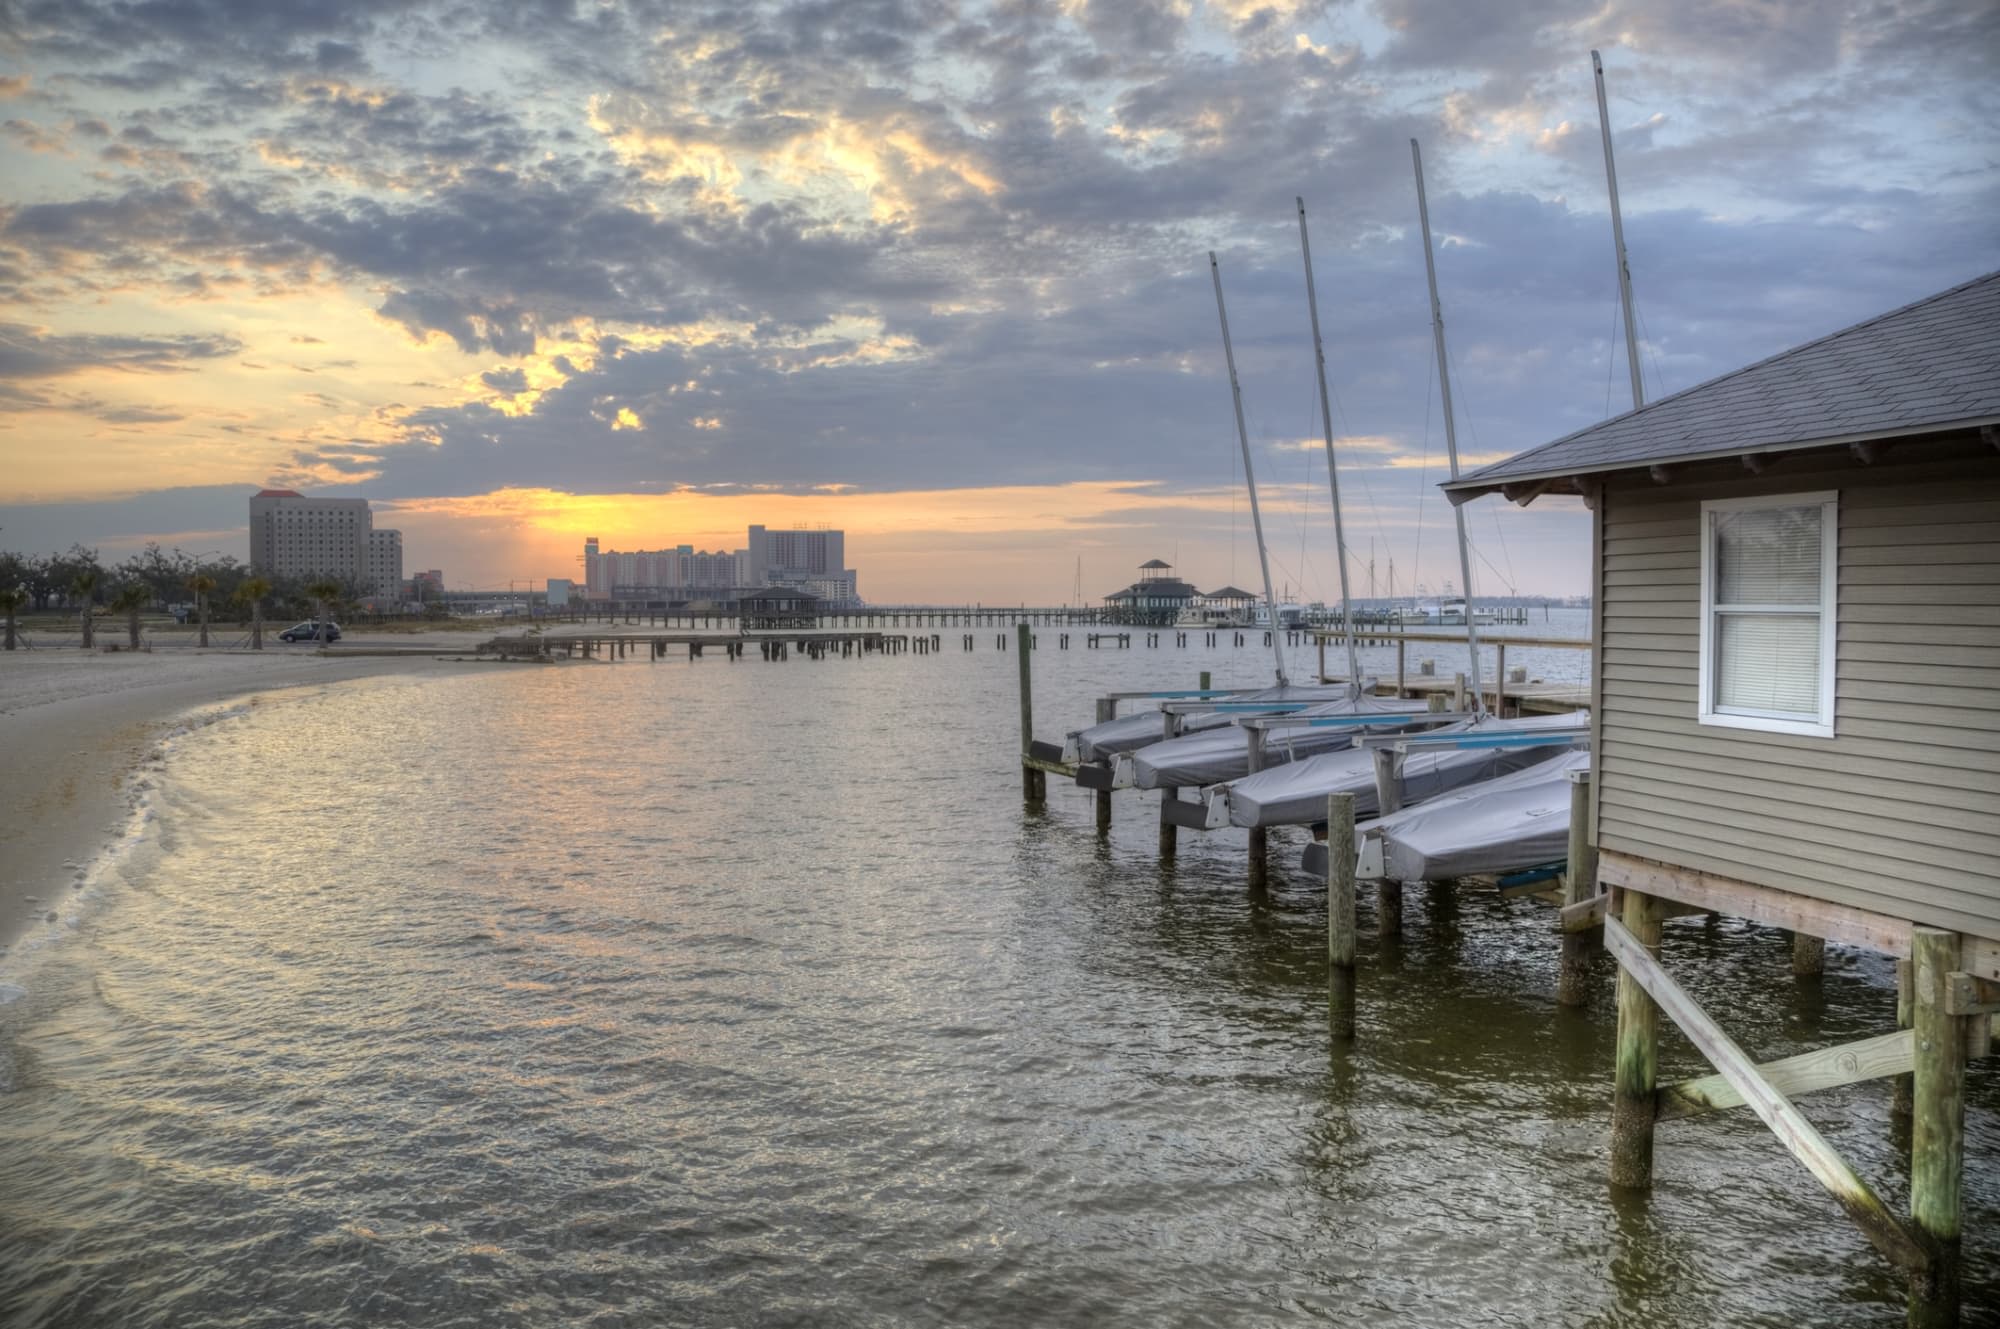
[0,0,1993,603]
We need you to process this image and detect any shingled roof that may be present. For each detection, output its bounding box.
[1444,270,2000,503]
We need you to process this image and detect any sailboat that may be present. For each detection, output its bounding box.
[1194,141,1592,831]
[1062,248,1403,769]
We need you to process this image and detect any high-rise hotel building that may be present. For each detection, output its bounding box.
[248,489,405,599]
[580,526,860,606]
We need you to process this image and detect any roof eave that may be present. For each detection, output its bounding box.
[1443,414,2000,506]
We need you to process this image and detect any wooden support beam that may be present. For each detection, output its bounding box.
[1571,476,1602,510]
[1502,479,1554,506]
[1327,793,1358,1041]
[1600,851,2000,982]
[1561,893,1607,933]
[1660,1016,1998,1123]
[1943,971,2000,1017]
[1659,1028,1913,1122]
[1560,891,1704,934]
[1852,439,1881,465]
[1648,464,1673,484]
[1605,915,1928,1275]
[1742,452,1771,474]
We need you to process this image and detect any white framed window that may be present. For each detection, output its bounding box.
[1697,491,1838,738]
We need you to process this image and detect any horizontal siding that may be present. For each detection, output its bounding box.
[1596,440,2000,940]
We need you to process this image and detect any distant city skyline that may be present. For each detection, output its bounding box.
[1,2,1991,601]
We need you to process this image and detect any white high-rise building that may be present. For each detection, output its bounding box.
[747,525,858,606]
[248,489,404,598]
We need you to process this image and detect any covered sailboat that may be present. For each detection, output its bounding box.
[1126,694,1433,789]
[1221,711,1585,829]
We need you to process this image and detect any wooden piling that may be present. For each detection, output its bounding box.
[1017,623,1041,803]
[1453,671,1466,711]
[1909,927,1965,1326]
[1327,792,1357,1040]
[1609,889,1666,1188]
[1094,698,1114,831]
[1894,959,1916,1124]
[1557,769,1599,1007]
[1792,931,1826,977]
[1246,728,1269,891]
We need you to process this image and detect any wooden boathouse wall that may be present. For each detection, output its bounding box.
[1593,430,2000,944]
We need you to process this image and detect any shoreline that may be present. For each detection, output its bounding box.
[0,648,484,956]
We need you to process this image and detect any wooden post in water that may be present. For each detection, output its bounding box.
[1371,748,1404,936]
[1017,623,1042,803]
[1909,927,1965,1326]
[1609,889,1666,1188]
[1556,768,1599,1008]
[1094,698,1114,832]
[1894,959,1915,1125]
[1327,792,1357,1040]
[1453,672,1466,711]
[1792,931,1826,977]
[1246,727,1269,891]
[1158,712,1182,860]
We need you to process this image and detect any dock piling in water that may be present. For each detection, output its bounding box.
[1609,889,1665,1189]
[1909,927,1966,1326]
[1328,793,1358,1040]
[1557,769,1599,1008]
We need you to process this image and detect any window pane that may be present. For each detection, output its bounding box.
[1717,613,1821,716]
[1715,505,1821,605]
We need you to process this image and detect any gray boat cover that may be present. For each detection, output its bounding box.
[1376,750,1590,882]
[1070,683,1370,762]
[1129,695,1429,790]
[1223,712,1586,828]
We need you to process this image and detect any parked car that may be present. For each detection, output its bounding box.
[279,621,342,643]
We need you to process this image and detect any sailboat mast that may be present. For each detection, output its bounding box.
[1295,198,1364,696]
[1592,49,1645,411]
[1409,140,1485,714]
[1208,251,1290,687]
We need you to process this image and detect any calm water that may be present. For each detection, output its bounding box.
[1,630,1993,1327]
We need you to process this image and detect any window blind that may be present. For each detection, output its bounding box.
[1715,613,1820,714]
[1715,505,1821,605]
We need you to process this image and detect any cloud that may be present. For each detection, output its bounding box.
[0,323,244,383]
[0,0,1992,599]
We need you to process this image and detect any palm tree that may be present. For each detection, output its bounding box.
[70,569,101,649]
[0,587,25,651]
[305,576,343,643]
[235,576,272,650]
[186,571,217,648]
[108,583,150,650]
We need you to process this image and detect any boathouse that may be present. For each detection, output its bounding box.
[739,586,820,630]
[1445,269,1999,1323]
[1102,559,1200,624]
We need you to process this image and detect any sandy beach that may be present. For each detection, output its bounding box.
[0,641,503,955]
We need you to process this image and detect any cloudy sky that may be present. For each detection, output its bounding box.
[0,0,1993,602]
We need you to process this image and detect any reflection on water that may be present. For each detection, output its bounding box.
[0,638,1992,1327]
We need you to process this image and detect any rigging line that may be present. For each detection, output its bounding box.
[1634,296,1671,401]
[1442,337,1517,593]
[1467,536,1518,594]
